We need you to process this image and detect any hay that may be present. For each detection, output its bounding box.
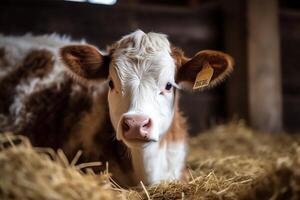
[138,122,300,200]
[0,133,125,200]
[1,122,300,200]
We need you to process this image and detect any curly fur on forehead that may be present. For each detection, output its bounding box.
[109,30,171,57]
[108,30,176,90]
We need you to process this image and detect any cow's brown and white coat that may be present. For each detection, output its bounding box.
[0,31,233,186]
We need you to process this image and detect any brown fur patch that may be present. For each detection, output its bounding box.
[0,49,54,114]
[18,79,94,150]
[171,46,189,69]
[62,93,135,186]
[63,85,109,157]
[18,81,73,147]
[0,47,8,68]
[60,45,109,82]
[160,93,187,146]
[23,49,54,78]
[163,110,187,142]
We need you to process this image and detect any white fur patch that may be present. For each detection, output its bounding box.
[130,141,186,185]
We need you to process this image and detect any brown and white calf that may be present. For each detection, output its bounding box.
[59,30,234,185]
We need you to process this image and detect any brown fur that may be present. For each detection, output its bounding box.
[63,86,108,156]
[0,49,54,115]
[171,46,189,69]
[60,45,110,81]
[23,49,54,78]
[0,47,9,68]
[19,80,74,148]
[160,92,187,147]
[163,110,187,142]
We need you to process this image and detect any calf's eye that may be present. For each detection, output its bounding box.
[165,82,173,91]
[108,80,114,89]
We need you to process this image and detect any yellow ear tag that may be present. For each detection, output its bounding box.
[193,62,214,90]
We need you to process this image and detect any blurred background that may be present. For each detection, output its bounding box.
[1,0,299,134]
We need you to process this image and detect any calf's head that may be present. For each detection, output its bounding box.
[60,30,233,148]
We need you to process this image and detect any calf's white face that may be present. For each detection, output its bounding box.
[60,30,234,149]
[108,31,177,147]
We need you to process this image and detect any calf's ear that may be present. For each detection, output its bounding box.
[59,44,109,84]
[175,50,234,90]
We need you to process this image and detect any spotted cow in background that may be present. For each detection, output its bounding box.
[0,31,233,186]
[0,33,116,170]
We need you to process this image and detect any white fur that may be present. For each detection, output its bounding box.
[131,141,186,185]
[107,30,186,184]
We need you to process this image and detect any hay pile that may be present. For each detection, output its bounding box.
[139,122,300,200]
[0,133,126,200]
[1,122,300,200]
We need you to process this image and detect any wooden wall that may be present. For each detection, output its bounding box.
[0,0,227,135]
[281,7,300,132]
[1,0,300,133]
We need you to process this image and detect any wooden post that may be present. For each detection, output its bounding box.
[247,0,282,132]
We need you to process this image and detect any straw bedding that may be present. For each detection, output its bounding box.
[1,121,300,200]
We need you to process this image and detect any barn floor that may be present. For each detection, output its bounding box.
[1,121,300,200]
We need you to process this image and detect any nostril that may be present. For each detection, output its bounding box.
[142,119,151,129]
[122,119,130,132]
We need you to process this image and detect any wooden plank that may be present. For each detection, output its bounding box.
[222,0,248,121]
[247,0,282,132]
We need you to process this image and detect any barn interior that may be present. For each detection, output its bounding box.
[1,0,300,199]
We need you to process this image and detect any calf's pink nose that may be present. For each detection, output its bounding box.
[122,114,152,141]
